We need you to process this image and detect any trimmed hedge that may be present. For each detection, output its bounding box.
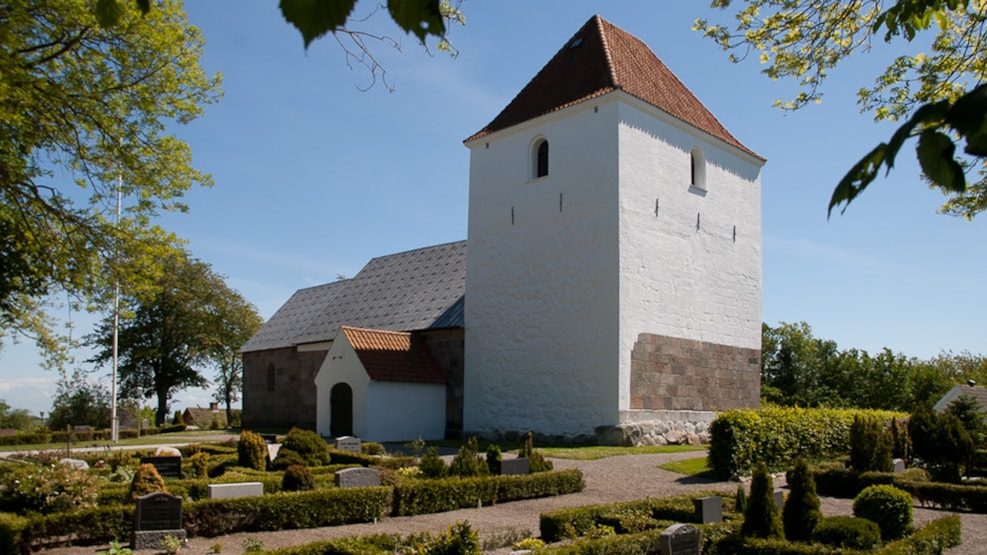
[392,469,584,516]
[808,463,987,513]
[709,407,904,479]
[0,424,189,446]
[266,533,399,555]
[539,491,733,543]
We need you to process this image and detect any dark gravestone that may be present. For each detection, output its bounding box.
[335,467,381,488]
[659,523,700,555]
[132,492,185,550]
[141,456,182,478]
[499,458,530,476]
[773,489,785,510]
[693,495,722,524]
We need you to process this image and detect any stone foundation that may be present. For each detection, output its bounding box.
[597,410,717,446]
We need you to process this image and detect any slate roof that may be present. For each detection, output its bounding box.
[933,383,987,413]
[241,240,466,353]
[341,326,446,384]
[466,15,762,160]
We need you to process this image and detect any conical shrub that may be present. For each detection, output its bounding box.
[741,461,784,539]
[783,458,822,541]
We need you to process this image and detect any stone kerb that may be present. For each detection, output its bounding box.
[659,523,700,555]
[335,467,381,488]
[207,482,264,499]
[132,491,185,550]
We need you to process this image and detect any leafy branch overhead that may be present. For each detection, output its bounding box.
[697,0,987,218]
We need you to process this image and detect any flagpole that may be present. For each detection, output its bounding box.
[111,162,121,443]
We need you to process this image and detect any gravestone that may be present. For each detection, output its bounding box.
[659,523,700,555]
[335,467,381,488]
[59,457,90,470]
[141,456,182,478]
[893,458,905,473]
[693,495,722,524]
[335,435,362,453]
[207,482,264,499]
[132,492,185,550]
[499,458,530,476]
[773,489,784,510]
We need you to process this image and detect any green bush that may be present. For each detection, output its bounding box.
[735,484,748,513]
[849,414,893,472]
[419,446,448,478]
[282,464,315,492]
[486,444,502,475]
[273,428,331,469]
[812,516,881,550]
[909,406,974,483]
[449,437,488,477]
[854,484,914,541]
[129,463,167,501]
[0,462,99,514]
[400,521,480,555]
[237,430,269,471]
[879,515,962,555]
[188,451,210,478]
[782,458,821,542]
[362,442,385,456]
[518,432,553,473]
[741,462,783,539]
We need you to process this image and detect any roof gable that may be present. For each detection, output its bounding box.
[467,15,761,160]
[341,326,446,384]
[934,383,987,412]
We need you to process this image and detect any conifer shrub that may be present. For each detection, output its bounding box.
[130,463,168,501]
[173,410,184,425]
[189,451,210,478]
[272,427,331,469]
[853,484,913,541]
[282,464,316,492]
[811,516,881,550]
[238,430,269,471]
[419,446,448,478]
[518,432,553,473]
[449,437,489,477]
[849,414,893,472]
[741,462,784,539]
[486,444,502,475]
[735,484,748,513]
[782,458,821,542]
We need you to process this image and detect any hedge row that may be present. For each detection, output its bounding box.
[808,464,987,513]
[708,407,904,479]
[392,469,584,516]
[0,469,584,553]
[266,533,400,555]
[539,491,735,543]
[0,425,189,446]
[539,521,740,555]
[712,515,961,555]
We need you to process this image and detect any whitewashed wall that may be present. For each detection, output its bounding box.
[315,335,369,438]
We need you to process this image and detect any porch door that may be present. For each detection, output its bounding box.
[330,382,353,437]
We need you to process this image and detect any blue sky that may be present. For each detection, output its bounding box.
[2,1,985,416]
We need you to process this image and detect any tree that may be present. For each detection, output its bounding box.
[0,0,221,366]
[86,253,253,426]
[47,370,111,430]
[696,1,987,218]
[203,282,262,426]
[0,400,35,431]
[783,458,822,542]
[742,461,785,539]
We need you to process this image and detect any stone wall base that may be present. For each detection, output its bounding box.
[132,529,186,551]
[596,410,717,446]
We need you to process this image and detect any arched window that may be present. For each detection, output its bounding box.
[690,146,706,191]
[532,138,549,179]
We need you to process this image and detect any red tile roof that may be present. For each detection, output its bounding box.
[341,326,446,384]
[467,15,762,160]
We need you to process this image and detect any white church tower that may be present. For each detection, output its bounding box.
[463,16,765,443]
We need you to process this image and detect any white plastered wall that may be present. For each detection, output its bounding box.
[464,99,622,439]
[615,95,763,411]
[315,335,369,438]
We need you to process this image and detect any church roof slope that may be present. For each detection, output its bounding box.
[467,15,761,160]
[240,280,350,353]
[342,326,446,384]
[933,383,987,413]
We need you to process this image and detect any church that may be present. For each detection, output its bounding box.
[240,15,765,444]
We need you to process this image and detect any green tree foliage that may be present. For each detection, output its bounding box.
[47,370,111,430]
[908,405,974,482]
[696,1,987,218]
[207,293,262,428]
[783,458,822,542]
[238,430,269,471]
[0,399,35,430]
[945,393,987,447]
[0,460,99,514]
[849,414,893,472]
[0,0,221,365]
[86,253,260,425]
[853,484,914,541]
[741,461,784,539]
[419,446,448,479]
[485,443,502,475]
[518,432,554,473]
[273,427,331,468]
[129,462,167,501]
[282,464,316,492]
[448,436,488,477]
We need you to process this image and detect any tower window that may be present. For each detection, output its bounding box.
[690,146,706,191]
[532,138,549,179]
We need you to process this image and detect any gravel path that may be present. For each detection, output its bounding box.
[38,451,986,554]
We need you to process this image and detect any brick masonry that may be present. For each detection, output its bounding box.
[630,333,760,411]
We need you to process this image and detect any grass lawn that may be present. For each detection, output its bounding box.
[540,444,706,460]
[658,455,719,480]
[0,429,236,453]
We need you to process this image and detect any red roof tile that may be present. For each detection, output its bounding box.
[341,326,446,385]
[467,15,762,160]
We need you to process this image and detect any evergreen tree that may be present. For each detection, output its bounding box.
[783,458,822,542]
[741,462,784,539]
